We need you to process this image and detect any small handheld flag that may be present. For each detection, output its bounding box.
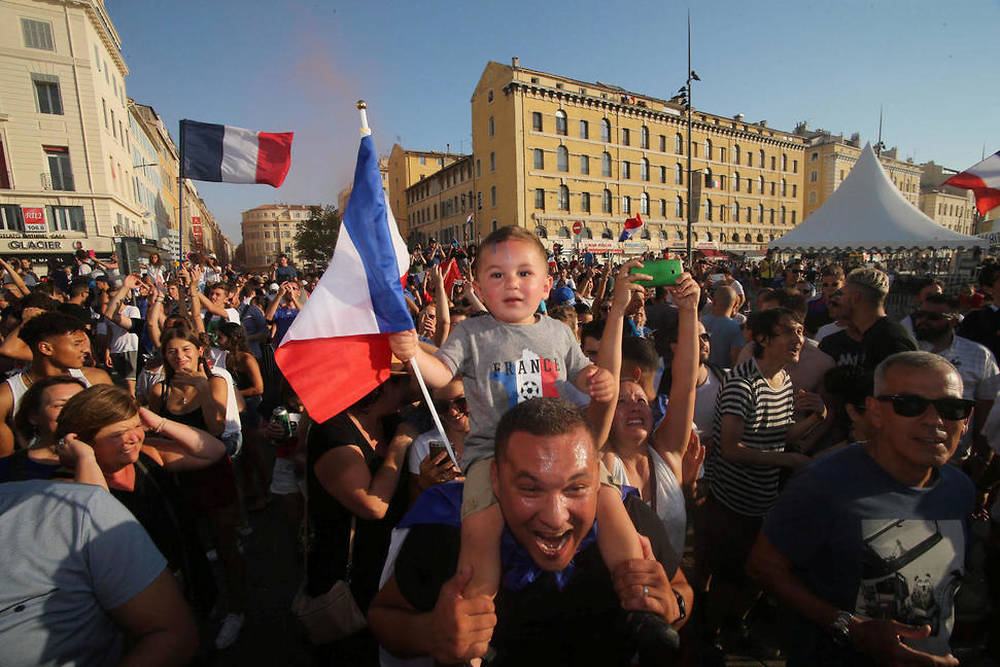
[944,151,1000,215]
[180,119,293,188]
[618,213,644,242]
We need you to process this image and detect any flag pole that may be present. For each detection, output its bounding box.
[356,100,460,469]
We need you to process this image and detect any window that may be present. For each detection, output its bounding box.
[558,185,569,211]
[757,204,764,222]
[601,119,611,142]
[733,171,741,192]
[580,155,590,175]
[44,146,74,191]
[704,197,713,221]
[809,170,818,183]
[490,185,497,207]
[0,142,10,189]
[33,75,63,114]
[579,120,589,139]
[792,160,798,173]
[675,133,684,154]
[747,152,753,168]
[781,178,787,196]
[808,191,817,204]
[770,181,776,196]
[476,159,481,177]
[640,192,649,215]
[581,192,591,212]
[719,147,726,163]
[622,196,631,214]
[640,125,649,149]
[102,98,108,128]
[704,168,713,187]
[792,210,797,224]
[792,184,797,197]
[659,198,667,216]
[781,154,788,171]
[769,208,775,224]
[534,188,545,210]
[660,166,667,183]
[780,206,786,224]
[489,152,496,171]
[622,161,631,179]
[419,156,426,165]
[557,146,568,172]
[602,152,612,177]
[532,112,542,132]
[48,205,85,231]
[675,196,684,218]
[811,152,818,162]
[704,139,712,161]
[21,19,54,50]
[675,163,683,185]
[640,158,649,181]
[621,128,630,146]
[659,135,666,152]
[602,189,612,213]
[758,175,764,192]
[533,148,544,169]
[759,149,765,167]
[555,110,567,136]
[734,144,741,164]
[0,205,24,231]
[488,117,495,137]
[487,89,494,103]
[770,156,776,171]
[732,202,740,221]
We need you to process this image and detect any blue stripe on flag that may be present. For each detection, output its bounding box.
[180,120,224,182]
[342,136,412,333]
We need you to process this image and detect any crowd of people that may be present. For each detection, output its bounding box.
[0,232,998,667]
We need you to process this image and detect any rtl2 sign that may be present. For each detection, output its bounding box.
[21,207,46,233]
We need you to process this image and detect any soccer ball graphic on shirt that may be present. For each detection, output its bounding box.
[490,349,561,408]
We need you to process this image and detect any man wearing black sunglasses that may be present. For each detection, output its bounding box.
[750,351,973,667]
[914,293,999,464]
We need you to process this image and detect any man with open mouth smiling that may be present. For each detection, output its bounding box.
[369,398,692,666]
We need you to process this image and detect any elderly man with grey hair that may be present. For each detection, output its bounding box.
[750,351,973,666]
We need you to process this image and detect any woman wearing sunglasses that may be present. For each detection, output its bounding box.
[406,380,468,501]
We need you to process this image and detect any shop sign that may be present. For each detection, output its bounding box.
[6,239,64,251]
[21,208,46,233]
[580,239,623,254]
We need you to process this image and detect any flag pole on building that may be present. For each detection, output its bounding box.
[355,101,458,468]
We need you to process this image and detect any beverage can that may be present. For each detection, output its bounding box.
[272,406,291,439]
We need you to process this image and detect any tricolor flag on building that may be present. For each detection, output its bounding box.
[618,213,644,242]
[944,150,1000,215]
[273,134,411,423]
[180,119,293,188]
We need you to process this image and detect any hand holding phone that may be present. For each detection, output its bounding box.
[629,258,683,287]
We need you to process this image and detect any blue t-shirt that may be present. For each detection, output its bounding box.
[271,306,298,347]
[764,444,974,663]
[700,313,743,368]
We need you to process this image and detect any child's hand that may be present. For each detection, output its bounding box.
[389,329,418,361]
[584,366,616,403]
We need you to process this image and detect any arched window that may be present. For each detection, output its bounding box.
[641,192,650,215]
[781,178,786,196]
[733,202,740,221]
[744,233,752,243]
[640,158,649,181]
[583,227,593,239]
[757,204,764,222]
[675,133,684,154]
[558,185,569,211]
[675,196,684,218]
[706,231,714,242]
[734,144,741,165]
[692,231,699,242]
[758,175,764,193]
[731,233,739,243]
[622,195,631,214]
[659,229,668,240]
[758,149,765,167]
[704,197,713,221]
[555,110,567,136]
[602,152,613,177]
[602,189,613,214]
[676,231,685,240]
[557,146,568,172]
[704,138,712,161]
[719,203,726,221]
[640,226,651,239]
[781,153,788,171]
[558,226,571,238]
[734,171,741,192]
[640,125,650,149]
[675,163,684,185]
[602,227,614,239]
[535,225,548,238]
[601,118,611,142]
[757,233,764,243]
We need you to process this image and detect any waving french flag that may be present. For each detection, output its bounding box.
[618,213,644,242]
[944,150,1000,215]
[180,119,293,188]
[274,134,411,422]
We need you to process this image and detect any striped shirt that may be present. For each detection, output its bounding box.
[707,357,794,517]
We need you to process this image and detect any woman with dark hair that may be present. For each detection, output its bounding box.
[148,326,248,649]
[305,373,412,664]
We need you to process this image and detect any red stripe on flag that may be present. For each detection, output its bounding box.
[274,333,392,423]
[255,131,294,188]
[944,173,1000,215]
[441,258,462,295]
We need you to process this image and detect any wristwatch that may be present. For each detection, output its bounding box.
[829,610,854,646]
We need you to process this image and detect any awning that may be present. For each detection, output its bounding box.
[697,248,726,258]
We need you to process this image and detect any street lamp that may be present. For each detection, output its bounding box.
[674,14,699,267]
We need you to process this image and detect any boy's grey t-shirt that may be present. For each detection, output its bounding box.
[435,315,592,467]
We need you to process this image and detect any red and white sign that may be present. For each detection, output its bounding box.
[580,239,623,254]
[21,207,46,233]
[571,220,583,236]
[191,216,204,250]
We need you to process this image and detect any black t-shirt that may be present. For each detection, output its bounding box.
[956,305,1000,360]
[819,330,863,368]
[306,414,408,610]
[860,317,916,371]
[394,494,679,667]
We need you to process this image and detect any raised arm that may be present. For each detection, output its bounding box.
[137,406,226,471]
[430,264,452,347]
[104,274,139,329]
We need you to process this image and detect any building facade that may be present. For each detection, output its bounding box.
[387,145,466,241]
[240,203,315,270]
[918,160,977,235]
[404,155,475,245]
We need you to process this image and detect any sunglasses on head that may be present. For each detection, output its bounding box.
[876,394,974,420]
[433,396,468,414]
[699,332,712,341]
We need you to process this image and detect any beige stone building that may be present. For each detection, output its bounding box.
[917,160,977,236]
[387,145,465,239]
[404,155,475,244]
[797,126,922,219]
[240,203,315,270]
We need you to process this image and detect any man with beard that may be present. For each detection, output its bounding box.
[837,268,916,372]
[913,293,998,463]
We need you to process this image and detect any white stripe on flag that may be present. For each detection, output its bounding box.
[221,126,260,183]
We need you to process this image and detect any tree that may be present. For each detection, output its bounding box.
[294,205,342,267]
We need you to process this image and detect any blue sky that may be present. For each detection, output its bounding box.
[109,0,1000,241]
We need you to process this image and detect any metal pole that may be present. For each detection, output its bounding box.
[178,120,185,267]
[685,12,693,267]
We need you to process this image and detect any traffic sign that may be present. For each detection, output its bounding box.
[572,221,582,235]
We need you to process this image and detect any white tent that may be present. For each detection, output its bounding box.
[769,143,985,251]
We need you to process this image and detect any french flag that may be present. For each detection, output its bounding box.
[944,150,1000,215]
[274,134,411,423]
[618,213,644,242]
[180,119,293,188]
